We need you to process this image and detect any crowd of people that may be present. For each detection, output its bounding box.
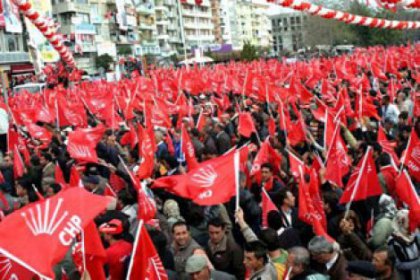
[0,44,419,280]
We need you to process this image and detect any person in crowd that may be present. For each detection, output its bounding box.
[251,162,285,202]
[213,123,231,155]
[346,260,377,280]
[99,219,133,280]
[388,210,420,280]
[381,95,400,125]
[185,254,235,280]
[171,221,202,279]
[308,236,348,280]
[205,217,244,279]
[372,247,398,280]
[40,152,55,192]
[286,246,329,280]
[244,240,278,280]
[337,210,372,261]
[369,194,397,250]
[46,183,62,197]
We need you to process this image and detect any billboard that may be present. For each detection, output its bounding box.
[2,0,22,33]
[25,0,59,63]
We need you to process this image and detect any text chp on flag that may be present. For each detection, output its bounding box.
[0,188,112,279]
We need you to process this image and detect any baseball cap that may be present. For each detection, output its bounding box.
[99,219,123,235]
[185,255,207,274]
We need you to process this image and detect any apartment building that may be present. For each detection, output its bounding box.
[136,0,160,56]
[270,9,306,54]
[231,0,271,50]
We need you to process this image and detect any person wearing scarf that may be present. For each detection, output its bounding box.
[388,210,420,280]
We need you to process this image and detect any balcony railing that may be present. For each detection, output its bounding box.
[0,52,30,64]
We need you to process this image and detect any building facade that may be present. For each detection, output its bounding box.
[270,10,307,54]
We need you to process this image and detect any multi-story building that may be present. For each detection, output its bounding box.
[230,0,272,50]
[181,0,214,50]
[136,0,160,56]
[270,9,307,54]
[52,0,98,73]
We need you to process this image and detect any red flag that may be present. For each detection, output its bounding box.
[126,220,168,280]
[13,146,25,179]
[120,125,138,149]
[138,189,157,222]
[26,123,53,144]
[339,147,383,204]
[109,173,126,193]
[0,253,35,279]
[83,222,107,280]
[250,139,282,176]
[75,124,106,145]
[377,125,400,166]
[69,166,83,188]
[196,109,208,131]
[401,130,420,182]
[136,125,155,180]
[181,125,199,170]
[104,184,117,198]
[153,151,240,205]
[32,184,45,201]
[67,131,98,163]
[0,188,112,279]
[288,151,305,178]
[0,170,4,184]
[324,122,351,188]
[261,188,278,228]
[238,112,256,138]
[395,170,420,210]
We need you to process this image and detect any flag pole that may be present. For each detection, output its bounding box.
[234,150,240,212]
[344,146,371,219]
[126,219,144,280]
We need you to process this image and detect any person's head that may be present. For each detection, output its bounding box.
[339,210,361,233]
[259,228,280,252]
[185,254,211,280]
[207,217,226,245]
[397,91,407,103]
[392,209,411,240]
[347,260,377,280]
[381,95,390,106]
[398,111,409,126]
[308,236,336,264]
[172,221,191,247]
[46,183,61,197]
[99,219,124,243]
[260,163,273,182]
[276,188,295,209]
[322,191,338,215]
[372,247,394,277]
[117,188,136,209]
[82,175,99,191]
[2,155,12,167]
[39,152,52,166]
[287,247,311,277]
[243,241,268,272]
[214,123,225,133]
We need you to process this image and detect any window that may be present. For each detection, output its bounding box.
[290,17,295,25]
[296,17,301,24]
[6,34,19,52]
[283,18,288,26]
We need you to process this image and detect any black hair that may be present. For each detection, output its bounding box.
[172,220,189,233]
[276,188,291,206]
[399,111,409,120]
[117,188,137,206]
[377,153,391,167]
[267,210,283,230]
[259,228,280,251]
[40,152,53,162]
[244,241,268,264]
[49,183,62,194]
[208,217,225,229]
[261,162,273,172]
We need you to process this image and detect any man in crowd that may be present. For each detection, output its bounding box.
[171,221,202,279]
[205,217,244,279]
[185,254,235,280]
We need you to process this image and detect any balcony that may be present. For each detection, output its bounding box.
[136,3,155,15]
[0,52,30,64]
[52,2,90,14]
[157,34,170,40]
[186,34,215,42]
[139,22,156,30]
[155,5,169,12]
[156,20,170,26]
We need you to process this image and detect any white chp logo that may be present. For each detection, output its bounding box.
[0,254,18,280]
[21,198,82,246]
[191,165,217,188]
[69,144,91,158]
[191,165,218,200]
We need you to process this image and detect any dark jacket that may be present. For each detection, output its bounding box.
[216,131,231,155]
[337,232,372,261]
[311,253,348,280]
[205,235,245,280]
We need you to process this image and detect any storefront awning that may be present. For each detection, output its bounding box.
[10,64,35,75]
